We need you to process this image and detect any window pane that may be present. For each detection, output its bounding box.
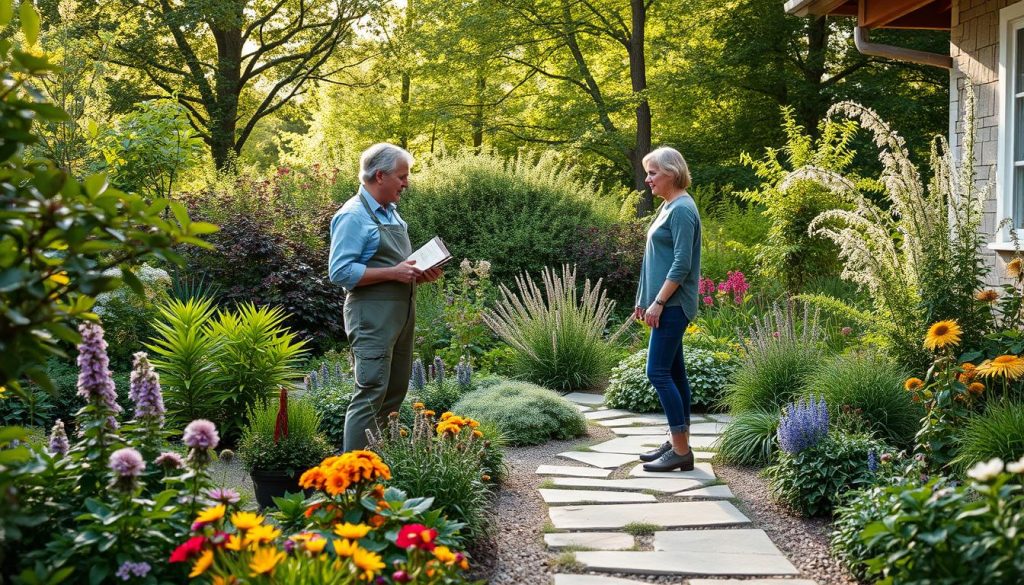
[1015,97,1024,161]
[1015,166,1024,228]
[1018,28,1024,92]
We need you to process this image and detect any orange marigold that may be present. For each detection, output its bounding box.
[968,382,985,395]
[976,289,999,303]
[904,378,924,392]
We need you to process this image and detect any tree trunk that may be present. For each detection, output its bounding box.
[399,71,411,149]
[211,23,243,171]
[628,0,653,216]
[798,15,829,137]
[472,74,485,148]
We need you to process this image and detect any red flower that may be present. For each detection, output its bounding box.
[169,536,206,563]
[395,524,438,551]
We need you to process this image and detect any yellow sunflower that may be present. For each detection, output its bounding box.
[231,511,264,531]
[244,524,281,546]
[1008,257,1024,279]
[333,538,358,558]
[923,320,962,351]
[904,377,924,392]
[304,537,327,555]
[352,547,385,581]
[334,522,372,540]
[976,355,1024,381]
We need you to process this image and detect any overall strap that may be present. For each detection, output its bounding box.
[357,190,385,227]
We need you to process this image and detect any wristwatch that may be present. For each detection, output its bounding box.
[654,298,665,306]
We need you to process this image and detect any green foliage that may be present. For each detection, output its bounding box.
[306,381,415,450]
[737,108,855,290]
[93,263,172,370]
[954,401,1024,473]
[238,396,333,476]
[764,433,895,517]
[726,340,821,414]
[372,410,505,543]
[452,379,587,446]
[699,200,771,285]
[147,298,309,444]
[803,351,921,448]
[713,408,780,466]
[483,265,624,392]
[0,31,214,396]
[604,346,740,413]
[0,359,132,428]
[400,152,621,284]
[413,378,471,416]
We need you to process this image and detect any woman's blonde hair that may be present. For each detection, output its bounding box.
[642,146,691,190]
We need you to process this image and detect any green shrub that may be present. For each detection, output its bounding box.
[954,401,1024,472]
[726,340,821,413]
[413,378,471,415]
[803,351,920,448]
[307,382,414,450]
[714,408,780,466]
[483,265,625,392]
[4,359,132,429]
[238,395,334,475]
[604,347,740,413]
[399,151,621,285]
[452,379,587,446]
[831,478,912,580]
[764,433,895,517]
[93,263,172,370]
[371,409,505,542]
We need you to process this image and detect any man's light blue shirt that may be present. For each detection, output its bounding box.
[328,186,407,291]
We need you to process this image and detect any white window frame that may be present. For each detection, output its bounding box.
[993,2,1024,250]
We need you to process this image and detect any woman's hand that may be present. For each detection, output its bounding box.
[644,302,663,328]
[632,306,645,321]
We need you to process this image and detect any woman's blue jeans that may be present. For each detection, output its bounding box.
[646,306,691,433]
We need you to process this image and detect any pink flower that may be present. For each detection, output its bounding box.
[48,419,69,456]
[703,296,714,305]
[841,327,853,336]
[109,448,145,478]
[183,420,219,450]
[155,451,184,470]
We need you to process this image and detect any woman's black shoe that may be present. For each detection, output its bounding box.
[639,441,672,462]
[642,448,695,472]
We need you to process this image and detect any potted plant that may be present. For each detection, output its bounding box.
[239,388,334,508]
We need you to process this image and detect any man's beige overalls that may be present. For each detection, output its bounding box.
[342,193,415,451]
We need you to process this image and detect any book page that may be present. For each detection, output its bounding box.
[407,236,452,270]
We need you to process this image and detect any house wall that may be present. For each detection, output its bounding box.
[950,0,1022,284]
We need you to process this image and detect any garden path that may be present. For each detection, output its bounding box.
[544,393,818,585]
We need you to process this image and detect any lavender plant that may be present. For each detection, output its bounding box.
[456,357,473,389]
[777,395,829,454]
[411,358,426,393]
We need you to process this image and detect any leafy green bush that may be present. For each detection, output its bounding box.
[764,433,895,517]
[803,351,921,448]
[399,151,621,285]
[604,347,740,413]
[726,340,821,413]
[954,401,1024,472]
[452,379,587,446]
[238,395,334,476]
[483,265,625,392]
[713,409,780,466]
[307,382,414,450]
[831,475,914,580]
[93,264,172,370]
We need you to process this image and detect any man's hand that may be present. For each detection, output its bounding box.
[417,266,443,284]
[391,260,423,283]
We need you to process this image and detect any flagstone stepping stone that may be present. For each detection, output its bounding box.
[674,484,734,499]
[537,465,612,478]
[549,477,706,493]
[589,436,666,454]
[693,450,715,461]
[545,532,635,551]
[707,413,734,423]
[549,501,749,530]
[552,575,651,585]
[688,421,728,435]
[585,409,635,421]
[628,529,799,575]
[575,549,797,576]
[564,393,606,406]
[688,580,818,585]
[572,404,593,412]
[598,415,669,427]
[611,426,668,436]
[690,434,719,449]
[629,461,716,481]
[539,489,657,505]
[558,451,639,469]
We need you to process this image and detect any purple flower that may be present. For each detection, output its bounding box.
[867,449,878,473]
[155,451,184,470]
[205,487,241,504]
[777,396,830,454]
[76,322,122,425]
[309,369,319,390]
[115,561,151,581]
[183,419,219,450]
[109,447,145,478]
[48,419,69,456]
[433,356,446,385]
[320,362,329,386]
[456,357,472,388]
[410,358,426,392]
[129,352,164,425]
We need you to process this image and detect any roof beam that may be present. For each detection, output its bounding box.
[860,0,936,28]
[784,0,854,17]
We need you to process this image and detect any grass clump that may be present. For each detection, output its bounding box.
[452,378,587,446]
[954,401,1024,472]
[622,522,661,536]
[714,409,781,466]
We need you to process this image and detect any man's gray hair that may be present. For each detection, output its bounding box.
[359,143,414,183]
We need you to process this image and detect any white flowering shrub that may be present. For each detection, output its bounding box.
[604,346,740,413]
[93,263,172,369]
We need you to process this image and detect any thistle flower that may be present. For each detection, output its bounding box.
[115,561,151,581]
[129,352,164,425]
[155,451,184,470]
[110,447,145,477]
[433,356,445,386]
[48,419,69,456]
[183,419,219,450]
[410,359,426,392]
[76,322,122,424]
[777,396,829,454]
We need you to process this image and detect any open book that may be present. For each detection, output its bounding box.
[406,236,453,271]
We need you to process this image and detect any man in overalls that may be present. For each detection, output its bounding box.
[328,143,442,451]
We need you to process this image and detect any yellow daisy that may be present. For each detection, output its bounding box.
[334,522,372,540]
[352,547,385,581]
[305,537,327,555]
[976,355,1024,381]
[923,320,962,351]
[244,524,281,546]
[195,504,226,525]
[189,549,214,578]
[333,538,358,557]
[224,534,244,551]
[231,511,264,531]
[904,377,924,392]
[249,546,285,576]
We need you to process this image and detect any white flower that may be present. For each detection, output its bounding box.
[459,258,473,275]
[966,457,1004,482]
[1006,455,1024,474]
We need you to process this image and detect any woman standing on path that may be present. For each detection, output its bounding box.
[632,146,701,472]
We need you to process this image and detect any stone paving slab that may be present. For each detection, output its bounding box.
[707,413,734,423]
[674,485,734,499]
[688,580,818,585]
[629,461,716,481]
[552,575,651,585]
[564,393,606,406]
[545,532,635,551]
[558,451,640,469]
[597,415,669,427]
[548,501,750,530]
[589,436,666,454]
[654,528,781,554]
[689,435,719,449]
[540,489,657,505]
[687,422,728,435]
[572,404,593,412]
[549,476,706,493]
[585,409,635,421]
[537,465,612,478]
[574,550,798,576]
[611,426,669,436]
